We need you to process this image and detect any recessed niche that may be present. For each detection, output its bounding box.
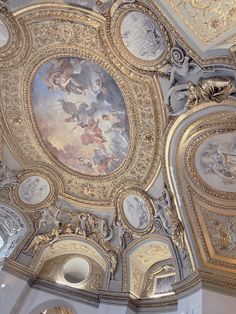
[63,257,90,284]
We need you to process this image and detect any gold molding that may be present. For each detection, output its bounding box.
[116,186,155,236]
[106,2,171,71]
[0,6,163,207]
[11,168,58,211]
[164,101,236,278]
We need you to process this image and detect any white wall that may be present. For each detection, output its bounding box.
[202,288,236,314]
[0,270,29,314]
[177,289,202,314]
[1,269,236,314]
[18,287,98,314]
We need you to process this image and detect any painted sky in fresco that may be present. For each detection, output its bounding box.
[32,57,129,176]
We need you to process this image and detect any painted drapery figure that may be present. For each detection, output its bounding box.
[32,57,129,176]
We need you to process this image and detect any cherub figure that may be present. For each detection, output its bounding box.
[37,206,60,230]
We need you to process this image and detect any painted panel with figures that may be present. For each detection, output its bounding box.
[32,57,130,176]
[0,18,9,48]
[196,133,236,192]
[120,11,165,61]
[18,176,50,205]
[122,194,151,231]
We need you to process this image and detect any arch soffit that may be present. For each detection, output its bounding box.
[28,299,77,314]
[164,99,236,276]
[0,201,33,259]
[29,237,110,274]
[122,234,180,296]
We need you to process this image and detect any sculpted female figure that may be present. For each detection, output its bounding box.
[153,186,185,250]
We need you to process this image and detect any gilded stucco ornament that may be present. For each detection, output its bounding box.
[0,8,31,70]
[0,5,163,207]
[165,105,236,277]
[164,47,236,116]
[166,77,236,115]
[185,114,236,200]
[0,202,30,260]
[116,187,155,235]
[201,209,236,257]
[11,168,58,211]
[23,207,118,280]
[1,0,236,300]
[122,236,177,297]
[104,2,171,72]
[155,0,236,45]
[152,185,186,252]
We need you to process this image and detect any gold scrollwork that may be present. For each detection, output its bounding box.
[0,9,31,70]
[0,6,162,207]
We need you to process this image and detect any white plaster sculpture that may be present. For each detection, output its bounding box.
[0,161,18,188]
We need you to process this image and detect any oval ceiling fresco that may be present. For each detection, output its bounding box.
[32,57,129,176]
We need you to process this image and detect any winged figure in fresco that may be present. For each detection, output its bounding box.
[40,57,125,107]
[57,99,98,128]
[40,57,99,95]
[40,58,83,94]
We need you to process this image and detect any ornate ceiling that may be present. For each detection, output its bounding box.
[0,0,236,309]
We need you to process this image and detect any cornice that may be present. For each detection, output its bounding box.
[173,270,236,298]
[2,257,37,283]
[1,258,177,311]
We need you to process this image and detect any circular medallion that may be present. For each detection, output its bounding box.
[123,194,150,229]
[120,11,165,61]
[108,3,171,71]
[32,57,130,176]
[116,187,154,235]
[0,18,9,48]
[195,133,236,192]
[18,175,50,205]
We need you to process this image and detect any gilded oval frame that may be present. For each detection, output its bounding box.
[109,3,171,71]
[116,187,155,235]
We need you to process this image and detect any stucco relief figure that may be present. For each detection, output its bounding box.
[121,11,164,61]
[165,47,236,115]
[24,221,62,256]
[37,206,60,230]
[107,249,118,280]
[169,52,202,87]
[153,186,185,251]
[165,77,236,115]
[113,219,125,251]
[25,208,117,273]
[0,161,18,188]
